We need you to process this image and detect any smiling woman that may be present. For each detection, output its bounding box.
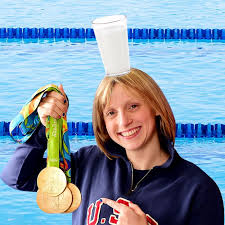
[93,68,176,162]
[1,67,224,225]
[103,83,163,168]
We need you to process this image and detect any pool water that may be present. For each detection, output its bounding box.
[0,0,225,224]
[0,137,225,225]
[0,136,96,225]
[0,40,224,123]
[1,0,225,28]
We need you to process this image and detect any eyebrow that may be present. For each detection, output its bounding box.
[104,99,143,111]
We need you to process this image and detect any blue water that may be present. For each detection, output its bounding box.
[0,40,224,123]
[0,0,225,224]
[1,0,225,28]
[1,137,225,225]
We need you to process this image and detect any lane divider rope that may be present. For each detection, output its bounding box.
[0,28,225,40]
[0,121,224,138]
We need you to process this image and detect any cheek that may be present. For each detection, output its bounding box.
[145,112,157,131]
[104,121,114,136]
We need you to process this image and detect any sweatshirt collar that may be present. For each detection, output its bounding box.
[104,139,178,169]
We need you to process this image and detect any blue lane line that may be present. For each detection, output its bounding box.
[0,121,224,137]
[1,28,225,40]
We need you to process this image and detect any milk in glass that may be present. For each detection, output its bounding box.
[92,15,130,76]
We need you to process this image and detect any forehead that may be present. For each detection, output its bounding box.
[104,84,144,107]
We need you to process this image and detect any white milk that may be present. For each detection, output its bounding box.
[92,15,130,76]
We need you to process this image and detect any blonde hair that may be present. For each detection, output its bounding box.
[92,68,176,158]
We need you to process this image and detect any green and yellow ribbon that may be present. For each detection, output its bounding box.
[10,84,71,182]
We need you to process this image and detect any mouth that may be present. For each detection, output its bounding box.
[118,126,141,138]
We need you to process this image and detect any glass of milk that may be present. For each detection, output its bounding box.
[92,15,130,76]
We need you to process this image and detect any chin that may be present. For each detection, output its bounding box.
[123,144,142,152]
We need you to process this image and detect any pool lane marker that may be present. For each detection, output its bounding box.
[1,28,225,40]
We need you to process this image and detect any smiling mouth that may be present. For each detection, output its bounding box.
[119,127,141,137]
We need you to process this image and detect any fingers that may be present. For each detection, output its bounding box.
[101,198,127,212]
[42,93,67,114]
[101,198,148,225]
[58,84,69,107]
[128,202,144,215]
[102,198,143,215]
[58,84,65,96]
[37,85,69,126]
[38,101,62,119]
[47,89,67,104]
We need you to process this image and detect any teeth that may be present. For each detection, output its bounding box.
[121,127,140,137]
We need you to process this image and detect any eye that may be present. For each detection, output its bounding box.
[129,104,138,110]
[106,110,115,117]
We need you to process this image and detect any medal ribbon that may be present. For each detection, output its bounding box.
[9,84,71,182]
[46,117,61,168]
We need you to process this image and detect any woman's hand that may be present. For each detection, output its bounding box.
[37,84,69,126]
[102,198,148,225]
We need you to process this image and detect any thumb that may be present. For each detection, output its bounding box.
[58,83,65,95]
[58,84,69,107]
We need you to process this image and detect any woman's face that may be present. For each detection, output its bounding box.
[103,84,158,153]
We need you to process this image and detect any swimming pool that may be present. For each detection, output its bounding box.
[0,39,224,123]
[0,0,225,224]
[1,0,225,28]
[0,37,224,225]
[0,137,225,225]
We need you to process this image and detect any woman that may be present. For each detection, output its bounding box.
[1,68,224,225]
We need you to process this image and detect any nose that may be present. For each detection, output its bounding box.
[118,110,132,127]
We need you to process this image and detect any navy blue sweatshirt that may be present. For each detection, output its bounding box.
[0,125,224,225]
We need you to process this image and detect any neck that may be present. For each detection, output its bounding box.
[126,132,169,170]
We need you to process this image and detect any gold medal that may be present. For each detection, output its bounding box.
[37,167,67,196]
[36,187,73,214]
[36,116,81,214]
[64,183,82,213]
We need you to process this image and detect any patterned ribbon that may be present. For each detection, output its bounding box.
[9,84,71,182]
